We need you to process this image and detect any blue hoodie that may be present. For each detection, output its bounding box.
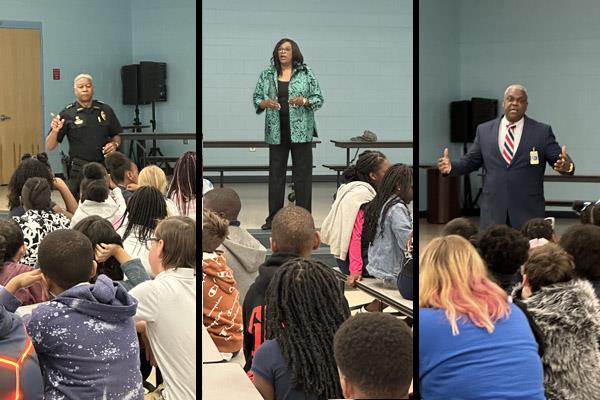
[3,274,144,399]
[0,292,43,399]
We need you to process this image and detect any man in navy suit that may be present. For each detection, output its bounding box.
[438,84,574,229]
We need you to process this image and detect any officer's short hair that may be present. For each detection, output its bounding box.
[74,74,93,86]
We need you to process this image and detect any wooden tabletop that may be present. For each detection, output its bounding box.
[202,325,224,363]
[202,362,263,400]
[332,269,413,318]
[330,140,413,148]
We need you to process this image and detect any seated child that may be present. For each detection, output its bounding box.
[560,224,600,300]
[321,151,389,271]
[441,217,479,244]
[242,205,320,372]
[365,164,413,289]
[0,272,44,397]
[514,243,600,399]
[167,151,196,220]
[73,216,150,290]
[0,220,46,305]
[477,225,529,293]
[12,177,70,266]
[8,153,77,219]
[202,209,243,355]
[203,187,267,303]
[334,313,413,399]
[1,229,143,399]
[521,218,556,247]
[251,258,350,400]
[129,216,196,399]
[136,165,179,216]
[116,186,168,276]
[105,151,138,203]
[70,162,126,228]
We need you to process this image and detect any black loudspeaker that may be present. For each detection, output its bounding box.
[450,100,473,143]
[121,64,140,105]
[139,61,167,103]
[471,97,498,133]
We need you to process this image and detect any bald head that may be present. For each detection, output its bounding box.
[203,187,242,221]
[271,205,319,256]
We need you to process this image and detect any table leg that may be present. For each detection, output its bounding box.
[220,171,224,188]
[346,149,350,166]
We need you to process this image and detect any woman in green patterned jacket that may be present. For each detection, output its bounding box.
[253,38,324,230]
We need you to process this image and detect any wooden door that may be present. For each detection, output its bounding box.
[0,28,42,185]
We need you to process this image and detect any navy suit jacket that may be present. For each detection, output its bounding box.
[450,115,574,229]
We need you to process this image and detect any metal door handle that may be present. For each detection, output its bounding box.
[0,114,11,121]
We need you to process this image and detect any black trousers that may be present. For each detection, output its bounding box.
[266,133,313,222]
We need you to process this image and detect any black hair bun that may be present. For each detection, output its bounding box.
[83,162,106,179]
[35,152,48,163]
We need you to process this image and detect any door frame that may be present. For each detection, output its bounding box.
[0,20,44,161]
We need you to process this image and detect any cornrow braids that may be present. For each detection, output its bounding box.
[363,164,413,245]
[7,157,54,210]
[342,150,387,187]
[264,258,350,399]
[120,186,167,242]
[168,151,196,216]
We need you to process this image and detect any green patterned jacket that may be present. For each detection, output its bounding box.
[253,64,324,145]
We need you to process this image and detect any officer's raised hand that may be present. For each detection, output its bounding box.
[102,141,118,156]
[50,113,64,134]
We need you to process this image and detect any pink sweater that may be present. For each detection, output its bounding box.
[348,208,365,275]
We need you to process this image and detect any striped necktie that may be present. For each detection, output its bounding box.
[502,124,516,164]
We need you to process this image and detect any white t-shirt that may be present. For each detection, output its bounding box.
[116,225,153,277]
[129,268,196,399]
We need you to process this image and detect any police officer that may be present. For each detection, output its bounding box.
[46,73,122,198]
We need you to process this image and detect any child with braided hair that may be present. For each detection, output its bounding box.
[116,186,168,276]
[168,151,196,220]
[12,177,70,267]
[364,163,413,289]
[251,258,350,400]
[321,150,389,280]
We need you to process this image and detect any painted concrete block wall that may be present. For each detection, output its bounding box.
[1,0,133,170]
[130,0,197,156]
[418,0,462,211]
[2,0,195,171]
[458,0,600,208]
[202,0,413,175]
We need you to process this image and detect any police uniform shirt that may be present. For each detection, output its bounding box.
[56,100,122,162]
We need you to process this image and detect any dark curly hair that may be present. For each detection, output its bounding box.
[441,217,479,242]
[559,224,600,281]
[265,258,350,399]
[0,220,24,269]
[477,225,529,289]
[334,313,413,398]
[271,38,304,77]
[520,218,554,241]
[523,243,575,292]
[80,163,109,202]
[7,156,54,210]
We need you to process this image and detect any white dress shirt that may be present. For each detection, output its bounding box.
[498,116,524,158]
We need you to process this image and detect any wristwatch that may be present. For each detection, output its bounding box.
[567,162,574,173]
[302,98,307,106]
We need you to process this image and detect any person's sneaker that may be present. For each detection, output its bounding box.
[261,221,272,230]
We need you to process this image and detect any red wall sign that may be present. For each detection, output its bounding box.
[52,68,60,80]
